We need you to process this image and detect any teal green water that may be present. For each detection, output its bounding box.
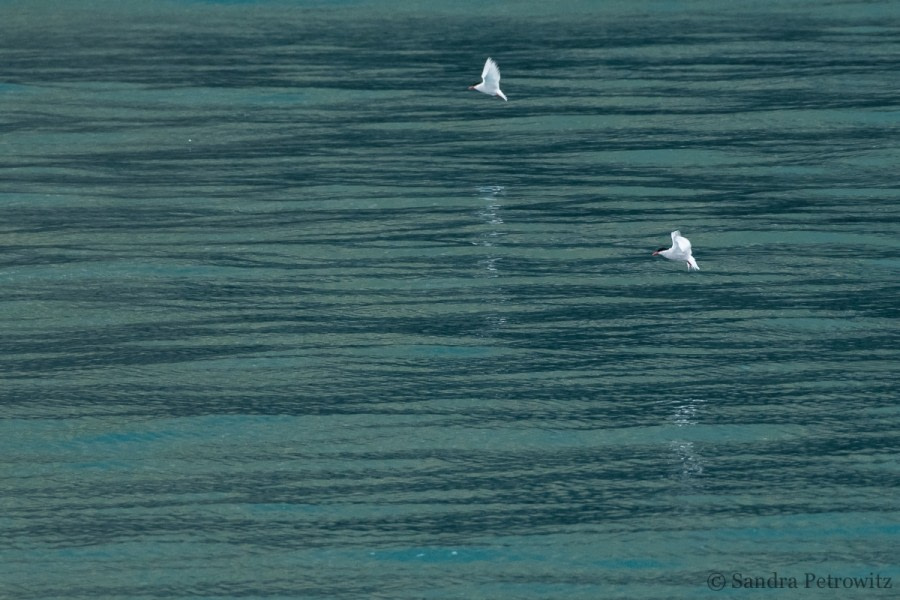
[2,1,899,598]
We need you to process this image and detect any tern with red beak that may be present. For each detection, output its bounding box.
[653,230,700,271]
[469,57,507,101]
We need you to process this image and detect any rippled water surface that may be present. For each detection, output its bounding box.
[2,0,899,598]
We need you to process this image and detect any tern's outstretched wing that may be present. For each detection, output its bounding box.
[481,57,501,89]
[671,230,692,255]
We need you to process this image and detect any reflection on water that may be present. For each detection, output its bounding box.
[475,185,508,335]
[665,399,706,485]
[475,184,505,251]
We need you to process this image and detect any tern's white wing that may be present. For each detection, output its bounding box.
[480,57,501,91]
[671,230,692,255]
